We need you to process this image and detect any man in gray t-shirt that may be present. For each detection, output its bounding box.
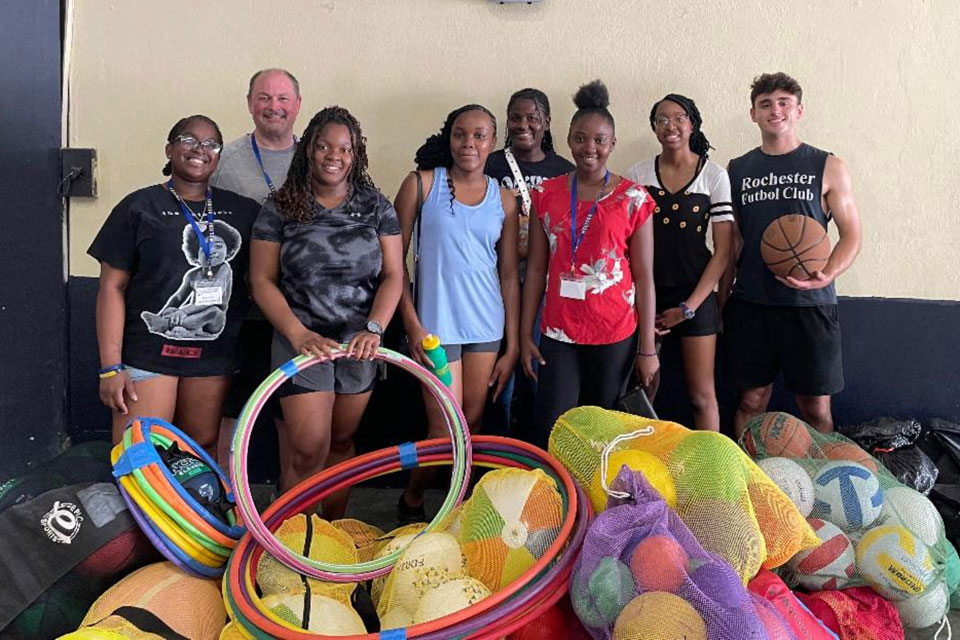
[211,68,302,203]
[214,68,303,443]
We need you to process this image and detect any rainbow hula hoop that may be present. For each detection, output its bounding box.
[230,347,472,581]
[223,436,589,639]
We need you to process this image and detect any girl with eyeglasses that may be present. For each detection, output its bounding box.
[89,115,260,455]
[625,94,734,431]
[521,81,658,449]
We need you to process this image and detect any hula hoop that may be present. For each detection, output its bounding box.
[128,419,241,535]
[224,436,588,639]
[230,348,472,581]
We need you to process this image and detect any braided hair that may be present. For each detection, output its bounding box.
[414,104,497,215]
[570,80,615,133]
[649,94,713,159]
[504,88,555,153]
[274,106,376,223]
[162,115,223,176]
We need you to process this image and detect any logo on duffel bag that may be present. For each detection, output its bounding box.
[40,500,84,544]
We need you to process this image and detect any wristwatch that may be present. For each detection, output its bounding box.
[365,320,383,336]
[679,301,696,320]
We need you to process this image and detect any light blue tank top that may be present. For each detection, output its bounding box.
[417,166,505,345]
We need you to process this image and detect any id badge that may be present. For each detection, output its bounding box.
[194,286,224,306]
[559,273,587,300]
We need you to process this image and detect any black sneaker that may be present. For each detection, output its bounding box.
[396,494,427,527]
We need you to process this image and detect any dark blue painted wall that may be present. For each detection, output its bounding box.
[0,1,66,477]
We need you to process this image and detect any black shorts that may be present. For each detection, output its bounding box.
[271,332,377,396]
[445,340,501,363]
[223,319,276,418]
[723,297,843,396]
[657,287,719,338]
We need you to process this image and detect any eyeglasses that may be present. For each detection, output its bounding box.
[173,135,223,155]
[654,114,690,129]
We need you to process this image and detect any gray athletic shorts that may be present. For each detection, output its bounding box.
[271,332,377,396]
[444,340,501,362]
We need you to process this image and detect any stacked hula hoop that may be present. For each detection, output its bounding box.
[111,417,244,578]
[226,348,590,638]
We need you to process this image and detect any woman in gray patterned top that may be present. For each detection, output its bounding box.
[250,107,403,518]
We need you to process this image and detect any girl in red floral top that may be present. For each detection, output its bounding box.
[520,80,659,447]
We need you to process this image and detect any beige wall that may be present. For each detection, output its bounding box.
[68,0,960,301]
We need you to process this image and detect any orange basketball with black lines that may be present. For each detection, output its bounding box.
[761,214,831,280]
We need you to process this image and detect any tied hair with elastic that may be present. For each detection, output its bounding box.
[414,104,497,216]
[504,87,555,153]
[274,106,376,224]
[162,115,223,176]
[649,93,713,159]
[570,79,615,133]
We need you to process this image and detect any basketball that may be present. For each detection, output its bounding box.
[856,525,936,601]
[745,412,814,459]
[811,461,883,531]
[757,457,816,517]
[612,592,706,640]
[761,214,831,280]
[629,535,689,593]
[817,442,878,473]
[786,518,855,590]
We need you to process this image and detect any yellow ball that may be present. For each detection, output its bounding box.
[613,592,706,640]
[590,449,677,513]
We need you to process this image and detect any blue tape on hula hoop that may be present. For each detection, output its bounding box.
[379,628,408,640]
[398,442,418,470]
[112,441,157,478]
[280,359,299,379]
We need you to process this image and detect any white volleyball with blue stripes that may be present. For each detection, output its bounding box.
[811,461,883,532]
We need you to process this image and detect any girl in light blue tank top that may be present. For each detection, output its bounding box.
[393,105,520,520]
[416,164,505,345]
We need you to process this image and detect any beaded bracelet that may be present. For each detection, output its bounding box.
[98,364,125,379]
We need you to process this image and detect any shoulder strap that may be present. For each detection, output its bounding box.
[503,148,532,216]
[412,171,424,306]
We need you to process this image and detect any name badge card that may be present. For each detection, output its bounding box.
[559,274,587,300]
[194,286,224,306]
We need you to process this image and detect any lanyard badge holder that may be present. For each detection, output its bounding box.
[560,171,610,301]
[250,133,297,195]
[167,181,218,285]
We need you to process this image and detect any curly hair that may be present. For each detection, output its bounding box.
[274,106,376,223]
[504,88,555,153]
[162,115,223,176]
[570,80,615,133]
[181,220,241,266]
[750,72,803,105]
[649,94,713,159]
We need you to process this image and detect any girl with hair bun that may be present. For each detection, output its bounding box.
[249,106,404,517]
[394,104,520,522]
[521,80,658,448]
[89,115,260,454]
[625,94,733,431]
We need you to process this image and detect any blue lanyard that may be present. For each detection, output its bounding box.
[167,180,214,274]
[569,171,610,267]
[250,133,296,194]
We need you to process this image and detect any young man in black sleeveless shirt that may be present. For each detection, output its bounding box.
[723,72,862,436]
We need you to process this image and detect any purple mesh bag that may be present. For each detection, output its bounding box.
[570,466,799,640]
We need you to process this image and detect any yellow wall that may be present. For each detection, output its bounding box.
[68,0,960,300]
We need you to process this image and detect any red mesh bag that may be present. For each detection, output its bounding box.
[795,587,904,640]
[748,569,838,640]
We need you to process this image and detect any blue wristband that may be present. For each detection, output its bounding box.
[98,363,125,375]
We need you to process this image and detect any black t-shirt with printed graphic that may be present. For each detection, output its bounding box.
[88,184,260,376]
[252,186,401,342]
[485,150,575,192]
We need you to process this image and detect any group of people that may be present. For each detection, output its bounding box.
[90,68,861,520]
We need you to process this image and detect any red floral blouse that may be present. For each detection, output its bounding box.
[531,175,655,345]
